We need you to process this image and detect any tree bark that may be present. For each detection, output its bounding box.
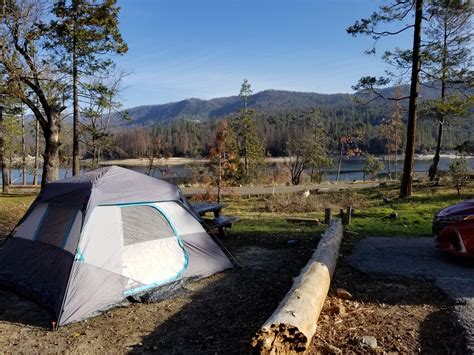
[72,9,80,176]
[336,142,343,183]
[41,109,61,186]
[387,145,392,180]
[429,10,448,182]
[400,0,423,198]
[0,106,9,194]
[33,119,40,185]
[429,118,443,181]
[251,220,343,353]
[21,106,26,185]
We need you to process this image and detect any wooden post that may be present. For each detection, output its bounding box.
[324,208,332,224]
[251,220,343,353]
[345,206,352,225]
[339,208,345,224]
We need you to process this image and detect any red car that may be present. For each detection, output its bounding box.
[433,198,474,257]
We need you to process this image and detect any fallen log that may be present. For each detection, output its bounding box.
[285,217,321,225]
[251,219,343,354]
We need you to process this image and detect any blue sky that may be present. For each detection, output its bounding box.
[115,0,413,108]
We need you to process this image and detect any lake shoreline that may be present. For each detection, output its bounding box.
[98,153,474,167]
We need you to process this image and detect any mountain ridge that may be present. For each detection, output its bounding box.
[121,86,442,126]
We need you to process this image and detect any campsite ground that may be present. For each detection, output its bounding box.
[0,183,471,353]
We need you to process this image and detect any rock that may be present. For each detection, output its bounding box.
[336,288,352,300]
[325,344,342,354]
[152,345,158,350]
[327,304,346,316]
[360,335,378,349]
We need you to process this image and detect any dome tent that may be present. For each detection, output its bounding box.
[0,166,233,326]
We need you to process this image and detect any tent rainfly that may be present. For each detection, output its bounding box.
[0,166,233,326]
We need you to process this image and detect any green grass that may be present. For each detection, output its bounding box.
[345,185,474,237]
[231,217,325,240]
[218,183,474,238]
[1,183,473,241]
[0,194,36,237]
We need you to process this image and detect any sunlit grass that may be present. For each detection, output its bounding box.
[0,194,35,237]
[1,183,473,241]
[345,184,474,237]
[222,183,474,238]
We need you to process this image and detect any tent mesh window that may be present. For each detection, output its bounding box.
[121,205,175,246]
[35,205,77,248]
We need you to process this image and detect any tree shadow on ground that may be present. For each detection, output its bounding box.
[321,262,467,354]
[420,309,466,354]
[0,289,53,328]
[129,233,318,354]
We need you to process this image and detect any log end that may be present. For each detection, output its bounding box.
[250,323,309,354]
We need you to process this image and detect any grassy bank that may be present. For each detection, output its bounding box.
[213,182,474,238]
[0,194,35,237]
[1,183,472,241]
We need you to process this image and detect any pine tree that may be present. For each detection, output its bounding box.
[348,0,424,197]
[423,0,473,180]
[1,1,69,184]
[233,79,264,182]
[379,87,405,179]
[209,120,238,202]
[47,0,128,175]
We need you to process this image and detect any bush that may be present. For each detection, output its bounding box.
[449,157,469,196]
[362,155,384,181]
[263,190,368,214]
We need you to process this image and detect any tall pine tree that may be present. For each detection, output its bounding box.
[47,0,127,175]
[423,0,473,180]
[348,0,424,197]
[233,79,264,182]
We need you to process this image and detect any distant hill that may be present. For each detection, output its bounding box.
[120,85,444,126]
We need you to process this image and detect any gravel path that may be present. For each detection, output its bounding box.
[347,237,474,354]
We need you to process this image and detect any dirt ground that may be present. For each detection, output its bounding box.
[313,262,465,354]
[0,223,464,354]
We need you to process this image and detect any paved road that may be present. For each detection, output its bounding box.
[347,237,474,354]
[181,182,379,196]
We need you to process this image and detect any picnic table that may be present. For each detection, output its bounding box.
[191,202,239,236]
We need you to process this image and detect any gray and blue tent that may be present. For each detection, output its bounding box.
[0,166,233,326]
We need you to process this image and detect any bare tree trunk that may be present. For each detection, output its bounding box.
[41,111,61,186]
[21,106,26,185]
[395,146,398,180]
[33,119,40,185]
[400,0,423,198]
[8,156,12,185]
[429,12,448,182]
[336,142,343,183]
[217,152,222,203]
[72,30,80,176]
[387,144,392,180]
[251,220,343,353]
[429,118,443,181]
[0,106,8,194]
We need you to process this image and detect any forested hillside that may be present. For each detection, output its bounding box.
[112,86,473,158]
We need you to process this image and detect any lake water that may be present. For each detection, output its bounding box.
[3,156,474,185]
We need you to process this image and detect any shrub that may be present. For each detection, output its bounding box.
[263,190,368,214]
[449,157,469,196]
